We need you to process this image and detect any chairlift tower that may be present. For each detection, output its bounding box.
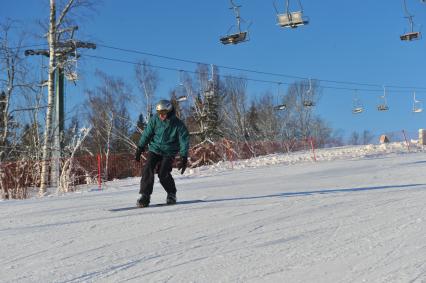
[25,27,96,186]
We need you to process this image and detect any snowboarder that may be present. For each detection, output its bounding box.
[134,99,189,207]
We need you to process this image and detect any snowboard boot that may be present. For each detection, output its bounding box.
[137,194,150,208]
[166,193,177,205]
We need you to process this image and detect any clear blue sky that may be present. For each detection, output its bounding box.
[2,0,426,139]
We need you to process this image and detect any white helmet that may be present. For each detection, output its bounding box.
[156,99,172,114]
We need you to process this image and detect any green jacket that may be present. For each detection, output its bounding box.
[138,111,189,157]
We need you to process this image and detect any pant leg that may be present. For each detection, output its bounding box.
[158,156,177,195]
[139,152,161,196]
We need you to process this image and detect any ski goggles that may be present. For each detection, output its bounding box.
[157,110,169,115]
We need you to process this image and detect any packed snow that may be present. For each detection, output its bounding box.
[1,142,425,282]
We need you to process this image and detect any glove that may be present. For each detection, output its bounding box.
[178,156,188,174]
[134,147,144,162]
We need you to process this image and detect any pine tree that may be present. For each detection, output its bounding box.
[131,114,146,146]
[191,76,222,143]
[19,122,42,159]
[246,101,261,140]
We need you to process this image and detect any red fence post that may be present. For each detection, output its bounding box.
[97,154,102,190]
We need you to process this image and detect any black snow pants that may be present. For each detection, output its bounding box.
[139,151,176,196]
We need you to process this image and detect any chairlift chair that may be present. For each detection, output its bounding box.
[203,64,216,98]
[413,92,423,113]
[352,90,364,114]
[352,103,364,114]
[400,32,420,41]
[400,0,421,41]
[176,95,188,102]
[377,104,389,111]
[220,32,248,45]
[377,86,389,111]
[303,78,315,107]
[274,0,309,28]
[273,83,287,110]
[352,107,364,114]
[175,70,188,102]
[274,104,287,110]
[303,100,315,107]
[220,0,250,45]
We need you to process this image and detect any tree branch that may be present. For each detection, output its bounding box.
[56,0,76,29]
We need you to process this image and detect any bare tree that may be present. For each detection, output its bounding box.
[221,75,249,145]
[85,70,132,180]
[349,131,360,145]
[251,93,280,141]
[285,79,321,140]
[135,60,158,121]
[349,130,374,146]
[310,117,333,148]
[39,0,59,195]
[362,130,374,145]
[327,128,345,148]
[0,22,28,160]
[0,21,35,199]
[58,126,91,193]
[246,101,261,140]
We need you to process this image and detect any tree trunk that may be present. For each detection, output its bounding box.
[39,0,56,195]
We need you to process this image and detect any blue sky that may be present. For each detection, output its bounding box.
[2,0,426,139]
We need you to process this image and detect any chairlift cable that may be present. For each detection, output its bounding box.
[83,54,426,94]
[94,43,426,91]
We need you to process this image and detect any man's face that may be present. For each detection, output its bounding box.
[159,113,167,121]
[158,110,168,121]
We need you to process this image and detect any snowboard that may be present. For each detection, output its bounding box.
[109,203,171,212]
[108,199,204,212]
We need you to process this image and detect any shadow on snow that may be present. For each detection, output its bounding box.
[202,183,426,204]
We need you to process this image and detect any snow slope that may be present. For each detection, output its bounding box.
[1,143,426,283]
